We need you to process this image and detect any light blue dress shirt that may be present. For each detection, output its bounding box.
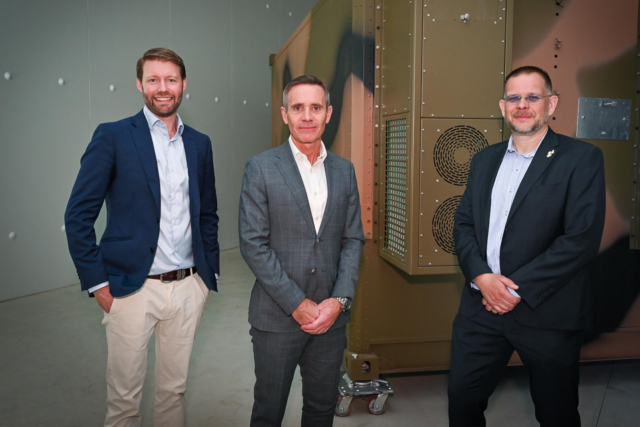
[471,131,547,298]
[88,107,195,293]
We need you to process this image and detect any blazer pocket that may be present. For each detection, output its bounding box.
[101,236,133,242]
[530,182,563,194]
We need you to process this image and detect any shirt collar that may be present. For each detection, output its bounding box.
[143,105,184,137]
[506,128,548,159]
[288,137,327,165]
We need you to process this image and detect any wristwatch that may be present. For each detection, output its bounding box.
[333,296,352,312]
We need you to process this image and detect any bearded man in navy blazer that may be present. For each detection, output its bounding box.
[449,66,606,427]
[65,48,219,427]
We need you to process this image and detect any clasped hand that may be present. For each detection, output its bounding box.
[292,298,342,334]
[474,273,521,315]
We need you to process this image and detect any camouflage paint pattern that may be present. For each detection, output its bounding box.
[271,0,640,379]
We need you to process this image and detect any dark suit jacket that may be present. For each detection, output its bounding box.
[65,110,220,297]
[453,128,606,330]
[238,142,365,333]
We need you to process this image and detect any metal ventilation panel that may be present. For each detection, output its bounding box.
[419,119,504,267]
[382,116,409,263]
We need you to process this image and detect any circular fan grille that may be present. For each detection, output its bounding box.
[432,196,463,254]
[434,126,489,186]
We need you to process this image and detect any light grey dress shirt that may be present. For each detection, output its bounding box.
[471,132,547,298]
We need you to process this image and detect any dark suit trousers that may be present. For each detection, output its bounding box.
[448,309,583,427]
[250,326,346,427]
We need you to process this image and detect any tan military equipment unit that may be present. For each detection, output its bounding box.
[271,0,640,417]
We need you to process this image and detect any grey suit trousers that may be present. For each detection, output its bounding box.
[249,326,346,427]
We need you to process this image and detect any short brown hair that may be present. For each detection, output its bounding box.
[504,66,552,96]
[282,75,330,111]
[136,47,186,82]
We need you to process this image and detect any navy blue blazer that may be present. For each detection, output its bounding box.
[453,128,605,330]
[65,110,220,297]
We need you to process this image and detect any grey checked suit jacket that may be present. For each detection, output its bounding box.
[239,142,364,333]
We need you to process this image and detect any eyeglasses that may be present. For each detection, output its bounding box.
[503,94,550,104]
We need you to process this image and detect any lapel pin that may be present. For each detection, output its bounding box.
[547,150,555,158]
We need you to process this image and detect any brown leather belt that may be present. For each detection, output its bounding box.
[148,267,197,282]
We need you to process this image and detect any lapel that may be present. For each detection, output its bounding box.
[182,127,200,216]
[131,110,160,214]
[275,142,316,234]
[506,128,560,224]
[481,143,508,240]
[317,153,338,238]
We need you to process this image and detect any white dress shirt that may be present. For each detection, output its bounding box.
[471,132,546,298]
[89,106,194,293]
[289,137,328,234]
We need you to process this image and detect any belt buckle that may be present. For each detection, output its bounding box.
[160,273,172,283]
[177,269,186,281]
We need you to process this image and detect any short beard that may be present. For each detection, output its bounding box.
[143,92,183,118]
[507,108,549,136]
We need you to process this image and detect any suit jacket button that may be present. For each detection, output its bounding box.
[317,239,320,243]
[150,247,155,253]
[311,268,316,274]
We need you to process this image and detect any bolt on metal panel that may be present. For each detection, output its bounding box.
[421,0,506,119]
[576,98,632,140]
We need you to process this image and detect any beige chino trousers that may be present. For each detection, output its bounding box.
[102,273,208,427]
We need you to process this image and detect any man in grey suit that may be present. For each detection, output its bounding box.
[239,74,364,427]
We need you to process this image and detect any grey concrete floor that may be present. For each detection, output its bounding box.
[1,248,639,427]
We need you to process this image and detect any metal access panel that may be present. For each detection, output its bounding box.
[422,0,507,119]
[380,0,414,117]
[576,97,632,140]
[380,114,411,266]
[419,119,504,267]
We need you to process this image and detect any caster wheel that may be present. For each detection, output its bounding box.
[367,396,386,415]
[335,396,351,417]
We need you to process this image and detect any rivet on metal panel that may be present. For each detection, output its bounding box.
[215,97,219,102]
[404,108,407,111]
[433,19,435,21]
[376,85,379,88]
[394,109,396,112]
[436,179,439,182]
[376,65,380,69]
[243,100,247,105]
[501,72,504,75]
[424,37,427,40]
[421,213,423,216]
[491,115,494,118]
[435,249,438,252]
[377,5,380,9]
[58,78,65,86]
[437,129,440,132]
[4,72,11,80]
[185,93,190,99]
[423,70,426,73]
[376,45,380,49]
[420,255,423,257]
[427,13,430,16]
[375,124,379,128]
[436,200,439,202]
[409,33,411,36]
[408,65,411,68]
[421,171,424,174]
[494,21,497,24]
[484,129,487,132]
[461,114,464,117]
[375,105,379,108]
[502,40,505,43]
[289,11,292,16]
[266,103,269,107]
[429,263,432,265]
[431,114,434,116]
[422,129,425,131]
[266,4,269,9]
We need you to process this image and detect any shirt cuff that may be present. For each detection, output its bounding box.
[215,273,219,281]
[88,281,109,294]
[471,282,521,298]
